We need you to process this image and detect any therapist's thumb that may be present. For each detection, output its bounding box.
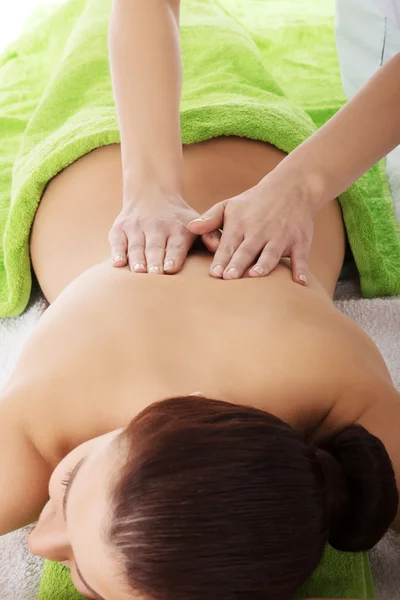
[188,200,226,234]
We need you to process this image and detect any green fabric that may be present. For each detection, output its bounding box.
[0,0,399,317]
[39,545,375,600]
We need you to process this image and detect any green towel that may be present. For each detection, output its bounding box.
[39,545,375,600]
[0,0,399,317]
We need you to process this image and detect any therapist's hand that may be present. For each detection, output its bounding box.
[109,188,220,274]
[188,174,316,285]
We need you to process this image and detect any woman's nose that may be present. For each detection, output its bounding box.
[28,510,71,562]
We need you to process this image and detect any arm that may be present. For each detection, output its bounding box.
[0,399,51,536]
[272,53,400,208]
[108,0,219,272]
[109,0,183,194]
[189,53,400,283]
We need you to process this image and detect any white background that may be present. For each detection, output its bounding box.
[0,1,60,53]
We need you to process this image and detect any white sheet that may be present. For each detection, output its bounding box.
[0,1,59,52]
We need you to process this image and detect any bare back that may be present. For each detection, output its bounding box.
[1,138,399,535]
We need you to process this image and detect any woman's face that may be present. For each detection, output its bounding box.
[28,430,136,600]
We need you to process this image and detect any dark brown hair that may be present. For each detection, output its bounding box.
[108,396,398,600]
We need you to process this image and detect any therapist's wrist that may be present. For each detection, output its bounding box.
[300,167,330,214]
[123,162,184,199]
[264,159,329,216]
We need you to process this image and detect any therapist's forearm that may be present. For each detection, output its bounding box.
[109,0,183,195]
[270,53,400,208]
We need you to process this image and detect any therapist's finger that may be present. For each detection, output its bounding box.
[188,201,226,234]
[209,229,244,278]
[127,231,147,273]
[109,226,128,267]
[249,239,286,277]
[223,238,264,279]
[290,241,310,286]
[163,226,195,273]
[201,230,221,253]
[145,235,167,274]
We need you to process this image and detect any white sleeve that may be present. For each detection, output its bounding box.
[335,0,400,99]
[335,0,400,220]
[375,0,400,27]
[335,0,387,98]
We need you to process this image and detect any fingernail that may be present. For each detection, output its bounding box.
[148,265,160,274]
[189,218,205,225]
[113,255,125,265]
[212,265,224,277]
[212,236,220,246]
[226,268,238,279]
[252,265,264,276]
[164,260,175,271]
[134,263,145,272]
[298,274,308,285]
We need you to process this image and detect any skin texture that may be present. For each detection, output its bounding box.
[0,138,399,600]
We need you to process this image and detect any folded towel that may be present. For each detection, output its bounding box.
[39,545,375,600]
[0,0,399,318]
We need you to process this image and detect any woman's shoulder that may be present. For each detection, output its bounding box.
[0,390,52,535]
[310,366,398,443]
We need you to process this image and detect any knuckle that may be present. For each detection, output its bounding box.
[264,246,281,262]
[216,250,233,265]
[220,242,237,256]
[128,242,143,253]
[172,229,190,243]
[237,244,256,259]
[111,214,124,228]
[168,240,186,252]
[148,217,169,233]
[109,221,122,235]
[228,227,244,243]
[146,240,165,251]
[109,233,123,248]
[135,215,160,231]
[123,220,140,234]
[294,225,311,244]
[292,230,305,245]
[234,215,248,231]
[175,220,190,232]
[293,237,310,256]
[294,248,308,263]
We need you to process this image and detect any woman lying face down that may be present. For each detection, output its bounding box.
[17,127,400,600]
[29,396,398,600]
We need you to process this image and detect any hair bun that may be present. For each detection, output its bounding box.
[315,424,399,552]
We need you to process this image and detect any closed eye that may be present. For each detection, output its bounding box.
[61,457,87,519]
[61,469,74,491]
